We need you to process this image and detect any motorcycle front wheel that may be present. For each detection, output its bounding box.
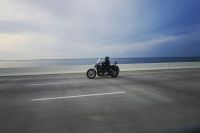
[86,69,96,79]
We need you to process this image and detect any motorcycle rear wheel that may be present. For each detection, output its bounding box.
[111,70,119,78]
[86,69,96,79]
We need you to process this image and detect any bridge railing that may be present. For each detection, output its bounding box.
[0,62,200,76]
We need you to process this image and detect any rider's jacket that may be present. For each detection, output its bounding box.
[105,58,110,66]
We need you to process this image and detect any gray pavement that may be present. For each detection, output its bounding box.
[0,68,200,133]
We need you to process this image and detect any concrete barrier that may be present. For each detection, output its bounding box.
[119,62,200,71]
[0,62,200,76]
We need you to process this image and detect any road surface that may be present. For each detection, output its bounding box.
[0,69,200,133]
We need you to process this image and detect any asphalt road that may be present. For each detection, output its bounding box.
[0,68,200,133]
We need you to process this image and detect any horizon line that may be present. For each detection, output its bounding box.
[1,56,200,61]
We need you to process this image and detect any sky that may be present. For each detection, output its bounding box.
[0,0,200,60]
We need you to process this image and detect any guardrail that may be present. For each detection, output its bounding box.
[0,62,200,76]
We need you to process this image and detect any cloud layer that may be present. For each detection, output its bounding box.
[0,0,200,59]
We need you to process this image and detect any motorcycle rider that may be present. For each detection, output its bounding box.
[104,56,110,73]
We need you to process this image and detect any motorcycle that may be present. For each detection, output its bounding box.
[86,59,120,79]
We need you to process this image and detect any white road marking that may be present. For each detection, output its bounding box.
[32,91,126,101]
[1,75,82,81]
[15,76,80,81]
[26,81,87,86]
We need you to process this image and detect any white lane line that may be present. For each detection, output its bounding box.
[26,81,87,86]
[11,76,78,81]
[32,91,126,101]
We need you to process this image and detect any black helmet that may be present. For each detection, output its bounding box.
[105,56,109,60]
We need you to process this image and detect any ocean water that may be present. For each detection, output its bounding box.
[0,57,200,68]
